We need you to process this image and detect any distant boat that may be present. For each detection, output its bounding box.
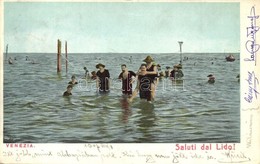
[225,54,235,62]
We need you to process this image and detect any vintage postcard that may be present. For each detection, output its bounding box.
[0,0,259,163]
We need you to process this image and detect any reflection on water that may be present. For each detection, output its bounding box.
[135,103,156,143]
[4,53,240,143]
[119,97,132,123]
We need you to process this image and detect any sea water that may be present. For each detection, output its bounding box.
[3,53,240,143]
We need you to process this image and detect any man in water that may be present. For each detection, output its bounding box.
[142,55,158,101]
[63,85,73,96]
[128,64,152,102]
[68,75,78,85]
[83,67,89,78]
[207,74,215,84]
[96,63,110,93]
[118,64,136,96]
[165,66,171,78]
[8,57,13,64]
[129,56,133,64]
[170,64,184,80]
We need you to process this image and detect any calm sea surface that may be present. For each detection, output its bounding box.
[3,53,240,143]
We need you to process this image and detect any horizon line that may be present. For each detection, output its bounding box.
[3,52,240,54]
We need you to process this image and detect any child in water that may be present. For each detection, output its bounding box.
[91,71,97,80]
[63,85,73,96]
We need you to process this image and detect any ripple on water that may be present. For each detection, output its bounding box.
[4,53,240,143]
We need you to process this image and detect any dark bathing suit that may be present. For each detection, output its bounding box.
[97,69,110,92]
[68,81,78,85]
[119,71,136,95]
[138,75,151,101]
[146,65,157,82]
[165,70,169,78]
[63,91,72,96]
[170,70,176,79]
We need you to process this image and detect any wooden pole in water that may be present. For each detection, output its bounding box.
[65,41,68,73]
[57,39,62,73]
[5,44,8,61]
[178,41,183,64]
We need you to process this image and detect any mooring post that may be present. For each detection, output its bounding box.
[65,41,68,74]
[178,41,183,64]
[57,39,62,73]
[5,44,8,61]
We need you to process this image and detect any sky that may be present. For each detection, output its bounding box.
[3,2,240,53]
